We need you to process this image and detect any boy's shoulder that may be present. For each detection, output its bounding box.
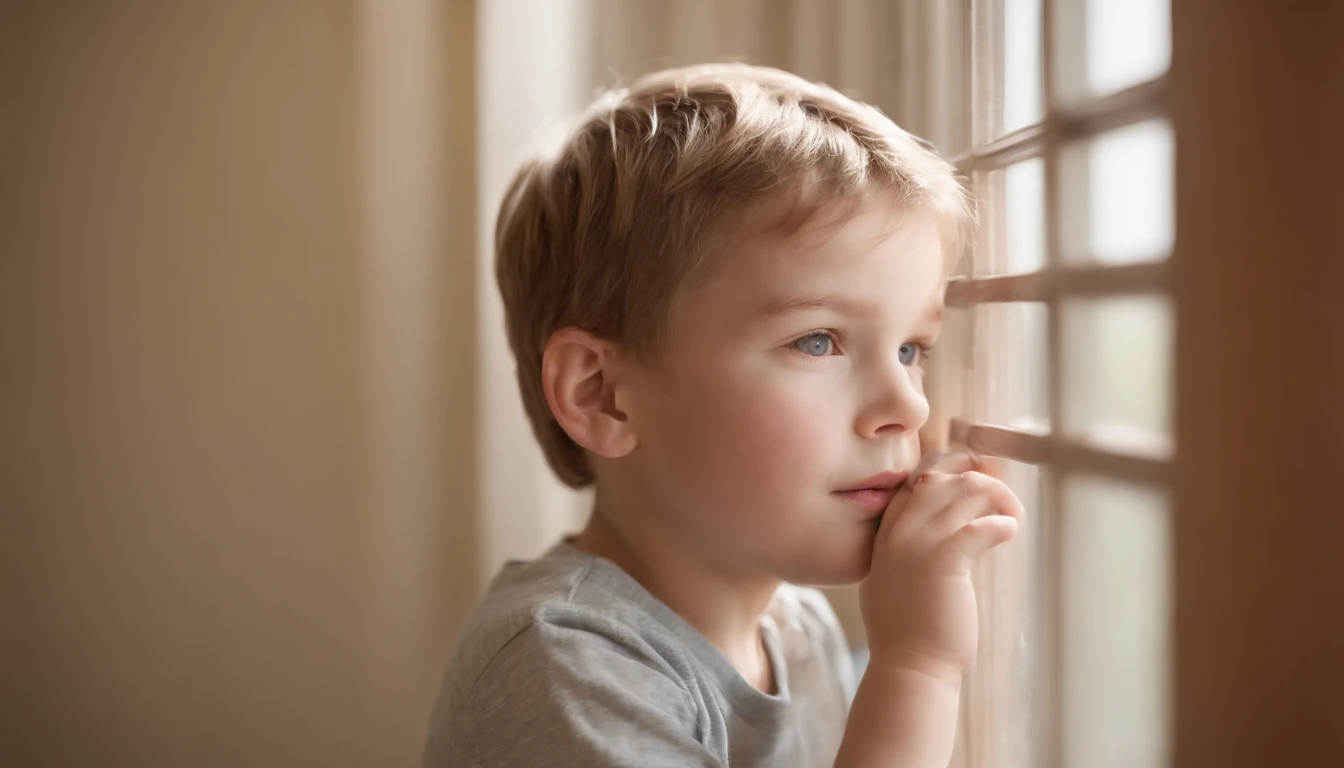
[425,542,730,765]
[424,542,855,766]
[441,542,681,685]
[442,543,850,695]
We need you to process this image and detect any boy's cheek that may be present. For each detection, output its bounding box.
[721,397,846,486]
[670,367,847,474]
[726,385,833,439]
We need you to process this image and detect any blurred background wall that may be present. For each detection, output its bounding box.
[2,1,477,764]
[2,1,943,764]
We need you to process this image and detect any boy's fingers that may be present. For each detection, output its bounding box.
[966,472,1023,520]
[896,467,1018,527]
[883,454,1019,540]
[881,452,967,527]
[950,514,1019,565]
[885,470,964,532]
[888,452,976,506]
[921,472,1023,535]
[912,451,978,483]
[975,453,1003,480]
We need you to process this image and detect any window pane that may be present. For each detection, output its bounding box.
[978,0,1043,142]
[973,302,1049,431]
[1060,119,1174,265]
[1062,475,1171,768]
[975,158,1046,277]
[1061,295,1173,452]
[967,458,1045,768]
[1004,158,1046,274]
[1053,0,1170,102]
[1002,0,1043,135]
[1086,0,1170,96]
[932,306,972,421]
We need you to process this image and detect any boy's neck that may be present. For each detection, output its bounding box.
[570,506,780,694]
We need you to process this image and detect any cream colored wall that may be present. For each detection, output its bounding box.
[2,2,476,765]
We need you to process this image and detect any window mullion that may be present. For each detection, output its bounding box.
[1039,0,1066,765]
[946,260,1171,305]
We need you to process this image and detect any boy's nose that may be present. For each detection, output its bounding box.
[854,363,930,439]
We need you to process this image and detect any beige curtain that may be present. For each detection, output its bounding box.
[4,1,475,764]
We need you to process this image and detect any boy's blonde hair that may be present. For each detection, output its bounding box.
[496,63,974,488]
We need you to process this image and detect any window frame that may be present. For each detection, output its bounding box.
[891,2,1343,766]
[912,1,1178,766]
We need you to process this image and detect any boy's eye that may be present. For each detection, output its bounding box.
[793,332,835,357]
[898,342,923,365]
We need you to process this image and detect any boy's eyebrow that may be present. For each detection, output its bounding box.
[755,294,876,319]
[755,293,944,324]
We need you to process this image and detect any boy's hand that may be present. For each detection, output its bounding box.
[859,452,1024,689]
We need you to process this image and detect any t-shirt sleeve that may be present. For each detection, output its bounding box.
[428,609,727,768]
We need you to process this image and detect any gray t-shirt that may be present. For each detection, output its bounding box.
[423,541,857,767]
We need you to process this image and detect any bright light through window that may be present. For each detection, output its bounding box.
[1002,0,1043,135]
[1087,0,1171,96]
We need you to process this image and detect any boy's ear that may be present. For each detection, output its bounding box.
[540,327,638,460]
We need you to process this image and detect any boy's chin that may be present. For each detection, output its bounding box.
[776,544,875,587]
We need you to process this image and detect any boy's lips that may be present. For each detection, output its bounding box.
[834,471,911,515]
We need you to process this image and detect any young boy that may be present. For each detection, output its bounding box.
[424,63,1023,767]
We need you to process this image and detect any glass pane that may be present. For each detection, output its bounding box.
[1062,475,1171,768]
[1060,119,1174,265]
[1053,0,1170,103]
[1002,0,1044,136]
[931,307,972,422]
[966,459,1045,768]
[1061,295,1173,452]
[973,302,1049,431]
[975,159,1046,277]
[1004,158,1046,274]
[1086,0,1171,96]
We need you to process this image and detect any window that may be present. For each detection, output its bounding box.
[927,1,1176,766]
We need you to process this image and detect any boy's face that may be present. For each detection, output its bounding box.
[617,198,946,586]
